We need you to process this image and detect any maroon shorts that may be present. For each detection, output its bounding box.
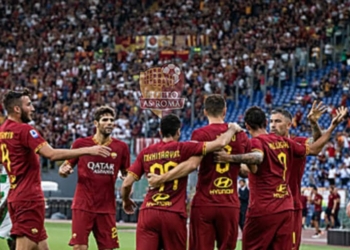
[293,209,303,250]
[8,200,47,244]
[242,210,293,250]
[69,209,119,250]
[136,209,186,250]
[190,206,239,250]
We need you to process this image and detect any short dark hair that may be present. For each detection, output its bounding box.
[271,108,293,121]
[3,88,31,114]
[94,106,116,121]
[244,106,267,130]
[239,179,246,184]
[160,114,181,137]
[204,94,226,117]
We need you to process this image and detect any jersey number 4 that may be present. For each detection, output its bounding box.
[150,161,178,191]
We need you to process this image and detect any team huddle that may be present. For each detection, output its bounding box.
[0,89,348,250]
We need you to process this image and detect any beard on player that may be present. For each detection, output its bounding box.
[20,108,32,123]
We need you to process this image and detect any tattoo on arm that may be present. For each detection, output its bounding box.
[230,152,263,165]
[310,122,322,141]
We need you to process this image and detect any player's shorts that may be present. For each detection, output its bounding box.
[189,206,239,250]
[0,207,12,239]
[312,211,321,222]
[325,207,339,219]
[136,209,186,250]
[293,209,303,250]
[242,210,293,250]
[8,201,47,244]
[69,209,119,250]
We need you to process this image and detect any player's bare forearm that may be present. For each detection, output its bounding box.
[231,152,263,165]
[121,174,135,201]
[163,156,201,182]
[310,121,322,142]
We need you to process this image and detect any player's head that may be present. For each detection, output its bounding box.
[244,106,267,132]
[93,106,116,137]
[160,114,181,140]
[270,108,293,137]
[3,88,34,123]
[204,94,226,118]
[311,186,318,194]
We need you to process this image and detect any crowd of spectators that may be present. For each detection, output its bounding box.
[0,0,349,163]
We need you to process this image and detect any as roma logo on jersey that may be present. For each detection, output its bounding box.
[111,152,117,159]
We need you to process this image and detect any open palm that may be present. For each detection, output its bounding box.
[307,101,327,123]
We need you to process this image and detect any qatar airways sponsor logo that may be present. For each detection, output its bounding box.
[87,162,114,175]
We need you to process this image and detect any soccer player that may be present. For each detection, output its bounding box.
[310,186,323,238]
[58,106,130,250]
[214,106,347,250]
[121,114,241,250]
[0,164,15,250]
[0,89,111,250]
[325,186,340,230]
[269,103,347,249]
[147,94,251,250]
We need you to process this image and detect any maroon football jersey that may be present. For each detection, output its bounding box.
[191,124,250,208]
[0,119,46,202]
[128,140,205,218]
[313,193,323,212]
[66,136,130,214]
[327,192,340,210]
[289,136,309,210]
[247,133,308,217]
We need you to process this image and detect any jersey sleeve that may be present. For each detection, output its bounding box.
[128,151,144,181]
[121,143,131,172]
[65,140,81,167]
[250,137,264,155]
[180,141,206,161]
[288,138,309,158]
[21,125,47,153]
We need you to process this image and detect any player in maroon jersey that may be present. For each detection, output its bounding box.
[214,106,347,250]
[58,106,130,250]
[147,94,251,250]
[325,186,340,230]
[310,186,323,238]
[121,114,241,250]
[0,89,111,250]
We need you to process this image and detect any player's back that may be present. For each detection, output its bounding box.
[289,136,308,210]
[130,140,204,218]
[191,124,250,207]
[248,133,306,217]
[68,136,130,214]
[0,119,44,202]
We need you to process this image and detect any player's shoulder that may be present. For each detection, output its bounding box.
[110,138,129,149]
[72,136,93,147]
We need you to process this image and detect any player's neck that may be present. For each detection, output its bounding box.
[7,115,23,123]
[93,133,111,145]
[250,128,268,137]
[163,136,177,143]
[207,117,224,124]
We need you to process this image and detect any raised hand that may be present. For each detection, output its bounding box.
[307,101,327,124]
[331,106,348,127]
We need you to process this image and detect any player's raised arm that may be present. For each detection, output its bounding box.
[307,101,327,142]
[308,106,348,155]
[148,156,202,187]
[38,143,111,161]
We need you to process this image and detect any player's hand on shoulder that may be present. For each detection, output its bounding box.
[228,122,242,133]
[88,145,111,157]
[123,198,137,215]
[58,163,73,178]
[147,173,163,188]
[214,149,230,163]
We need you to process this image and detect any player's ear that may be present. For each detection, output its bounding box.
[245,122,252,131]
[203,109,208,117]
[13,105,21,114]
[222,107,227,118]
[176,128,181,137]
[93,120,98,127]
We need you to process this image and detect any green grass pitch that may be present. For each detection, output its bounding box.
[0,221,341,249]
